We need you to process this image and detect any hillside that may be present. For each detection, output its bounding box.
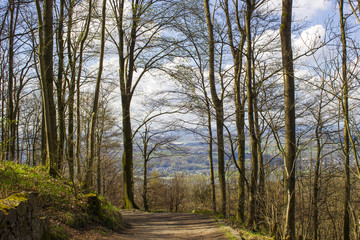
[0,162,124,239]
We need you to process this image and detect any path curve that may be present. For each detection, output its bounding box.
[112,210,230,239]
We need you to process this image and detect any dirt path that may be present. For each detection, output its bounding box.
[111,211,231,240]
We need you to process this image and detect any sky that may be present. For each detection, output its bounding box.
[293,0,333,23]
[86,0,346,132]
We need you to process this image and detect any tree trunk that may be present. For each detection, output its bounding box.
[280,0,296,238]
[122,101,138,208]
[67,0,75,183]
[97,131,103,195]
[143,158,148,211]
[223,0,246,222]
[41,109,46,166]
[339,0,350,239]
[116,0,139,209]
[56,0,65,174]
[245,0,258,229]
[254,88,265,219]
[207,107,216,213]
[204,0,226,216]
[142,131,149,211]
[312,105,322,240]
[36,0,59,177]
[75,0,92,183]
[7,0,17,161]
[84,0,106,190]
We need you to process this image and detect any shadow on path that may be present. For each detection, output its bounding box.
[112,211,229,240]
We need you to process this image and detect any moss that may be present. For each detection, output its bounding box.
[49,225,71,240]
[85,194,124,232]
[85,193,97,198]
[0,162,124,237]
[0,192,28,214]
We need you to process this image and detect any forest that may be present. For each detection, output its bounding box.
[1,0,360,239]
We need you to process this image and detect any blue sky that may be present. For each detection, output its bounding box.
[293,0,333,23]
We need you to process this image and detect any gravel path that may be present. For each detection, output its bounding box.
[111,211,230,239]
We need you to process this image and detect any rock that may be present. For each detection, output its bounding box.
[0,192,47,240]
[17,201,27,217]
[87,194,102,216]
[0,211,5,224]
[28,192,39,211]
[7,208,17,226]
[31,218,44,240]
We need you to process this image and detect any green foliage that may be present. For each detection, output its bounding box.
[48,225,71,240]
[0,162,124,238]
[0,192,28,214]
[92,195,124,232]
[193,208,272,240]
[0,161,74,208]
[62,211,89,228]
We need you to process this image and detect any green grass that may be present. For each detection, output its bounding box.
[0,161,74,206]
[0,161,124,239]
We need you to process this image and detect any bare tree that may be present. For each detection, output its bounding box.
[109,0,179,209]
[222,0,247,222]
[339,0,351,238]
[35,0,59,177]
[280,0,296,238]
[84,0,107,190]
[203,0,227,216]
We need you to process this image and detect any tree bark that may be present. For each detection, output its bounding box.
[339,0,350,239]
[115,0,139,209]
[207,107,216,213]
[204,0,226,216]
[245,0,258,229]
[75,0,92,183]
[7,0,16,161]
[67,0,75,183]
[122,101,137,208]
[280,0,296,239]
[223,0,246,222]
[142,127,149,211]
[56,0,66,174]
[84,0,107,190]
[312,87,324,240]
[36,0,59,177]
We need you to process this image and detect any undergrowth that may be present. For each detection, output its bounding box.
[0,161,124,239]
[193,208,273,240]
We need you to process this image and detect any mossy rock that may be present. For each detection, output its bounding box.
[85,194,124,232]
[0,192,28,214]
[86,194,102,216]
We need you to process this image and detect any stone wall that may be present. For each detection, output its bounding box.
[0,192,48,240]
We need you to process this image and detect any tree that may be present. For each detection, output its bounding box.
[280,0,296,238]
[35,0,59,177]
[109,0,179,209]
[244,0,259,228]
[75,0,93,183]
[167,4,217,212]
[6,0,16,162]
[222,0,247,222]
[339,0,350,238]
[56,0,66,174]
[84,0,107,190]
[136,123,178,211]
[204,0,227,216]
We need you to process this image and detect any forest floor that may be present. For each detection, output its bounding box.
[69,210,240,240]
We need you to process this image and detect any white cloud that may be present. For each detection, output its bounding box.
[293,0,332,20]
[269,0,332,21]
[294,24,326,52]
